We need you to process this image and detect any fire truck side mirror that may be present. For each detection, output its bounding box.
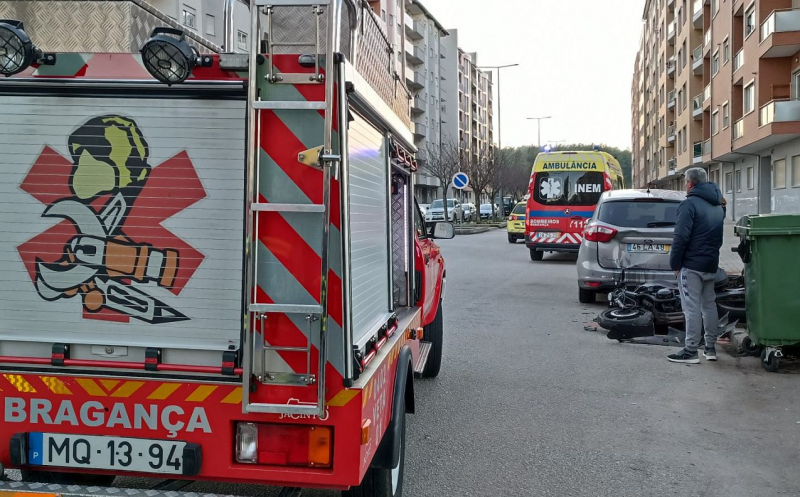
[431,222,455,240]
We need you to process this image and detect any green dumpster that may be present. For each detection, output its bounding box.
[734,214,800,372]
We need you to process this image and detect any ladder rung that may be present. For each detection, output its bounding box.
[272,42,317,48]
[257,0,330,5]
[254,101,327,110]
[252,203,325,213]
[250,303,323,315]
[245,402,322,415]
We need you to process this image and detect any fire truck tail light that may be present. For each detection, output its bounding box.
[235,422,333,468]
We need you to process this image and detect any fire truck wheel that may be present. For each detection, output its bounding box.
[342,403,407,497]
[421,299,444,378]
[530,249,543,261]
[21,470,115,487]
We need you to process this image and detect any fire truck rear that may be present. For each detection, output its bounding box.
[0,1,450,495]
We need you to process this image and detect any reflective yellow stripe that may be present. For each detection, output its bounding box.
[41,377,72,395]
[99,379,120,391]
[147,383,181,400]
[220,387,242,404]
[327,389,359,407]
[110,381,145,398]
[185,385,218,402]
[75,378,106,396]
[4,374,36,393]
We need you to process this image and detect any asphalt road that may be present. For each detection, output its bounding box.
[60,229,800,495]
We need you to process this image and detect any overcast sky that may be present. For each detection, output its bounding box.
[421,0,643,150]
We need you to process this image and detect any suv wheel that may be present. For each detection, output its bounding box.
[578,288,596,303]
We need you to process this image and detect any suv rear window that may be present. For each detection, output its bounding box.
[597,200,681,228]
[511,203,526,215]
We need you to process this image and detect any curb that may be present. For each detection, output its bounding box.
[455,227,495,235]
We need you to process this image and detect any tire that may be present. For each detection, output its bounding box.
[343,398,407,497]
[530,249,543,261]
[421,300,443,378]
[596,307,653,330]
[761,349,780,373]
[741,336,761,356]
[578,288,596,304]
[507,234,516,244]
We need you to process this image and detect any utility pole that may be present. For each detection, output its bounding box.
[527,116,552,148]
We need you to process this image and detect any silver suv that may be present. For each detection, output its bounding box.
[576,189,686,303]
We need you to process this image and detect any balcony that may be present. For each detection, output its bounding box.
[668,158,677,175]
[692,93,704,119]
[668,0,675,11]
[407,70,425,91]
[667,90,676,109]
[411,95,426,115]
[692,45,704,74]
[703,84,711,110]
[667,20,676,45]
[405,18,423,41]
[733,49,744,73]
[760,99,800,126]
[440,43,446,58]
[414,122,427,139]
[760,9,800,58]
[405,45,424,65]
[667,125,676,144]
[703,29,712,54]
[692,0,704,29]
[692,142,703,163]
[667,57,676,77]
[703,139,712,157]
[733,118,744,140]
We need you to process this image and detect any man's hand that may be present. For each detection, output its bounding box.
[674,270,680,277]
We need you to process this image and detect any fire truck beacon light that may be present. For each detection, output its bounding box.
[140,27,212,85]
[0,20,56,77]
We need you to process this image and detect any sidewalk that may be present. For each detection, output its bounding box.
[720,220,743,274]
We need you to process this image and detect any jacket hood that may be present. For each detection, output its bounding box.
[689,181,722,206]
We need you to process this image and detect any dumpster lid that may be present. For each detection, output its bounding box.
[733,214,800,237]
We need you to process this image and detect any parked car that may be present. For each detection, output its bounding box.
[502,196,514,216]
[462,203,476,222]
[576,189,686,303]
[479,203,496,220]
[506,202,527,243]
[419,203,430,216]
[426,198,463,223]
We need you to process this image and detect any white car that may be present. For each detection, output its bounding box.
[479,203,496,220]
[462,203,476,222]
[426,198,463,223]
[419,203,430,216]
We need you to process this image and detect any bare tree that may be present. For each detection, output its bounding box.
[465,148,501,224]
[422,139,461,221]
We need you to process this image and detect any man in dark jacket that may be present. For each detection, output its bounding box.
[668,168,725,364]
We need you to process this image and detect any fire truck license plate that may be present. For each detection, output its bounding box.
[28,433,186,475]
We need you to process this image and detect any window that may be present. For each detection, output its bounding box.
[735,169,742,192]
[711,52,720,75]
[747,166,754,189]
[181,6,196,29]
[774,159,786,189]
[205,14,215,36]
[722,102,730,128]
[744,82,755,114]
[793,156,800,187]
[381,9,386,21]
[597,201,681,228]
[725,172,733,193]
[237,30,248,51]
[722,38,730,64]
[712,0,718,15]
[712,110,719,135]
[745,7,755,38]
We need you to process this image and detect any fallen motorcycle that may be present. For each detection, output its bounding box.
[596,268,746,342]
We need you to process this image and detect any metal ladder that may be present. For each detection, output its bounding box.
[243,0,343,417]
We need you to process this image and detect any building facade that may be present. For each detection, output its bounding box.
[147,0,252,51]
[633,0,800,218]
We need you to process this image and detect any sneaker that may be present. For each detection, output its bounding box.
[668,349,700,364]
[703,346,717,361]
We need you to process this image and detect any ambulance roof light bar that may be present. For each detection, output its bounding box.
[0,20,56,77]
[140,27,212,85]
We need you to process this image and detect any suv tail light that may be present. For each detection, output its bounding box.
[583,225,617,243]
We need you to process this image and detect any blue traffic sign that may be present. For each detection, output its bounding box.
[452,172,469,190]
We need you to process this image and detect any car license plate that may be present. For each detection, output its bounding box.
[627,243,669,253]
[539,232,560,240]
[28,433,187,475]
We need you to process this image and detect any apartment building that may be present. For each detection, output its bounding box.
[633,0,800,218]
[147,0,252,51]
[404,0,449,203]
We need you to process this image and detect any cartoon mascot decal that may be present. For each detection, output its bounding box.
[32,116,190,324]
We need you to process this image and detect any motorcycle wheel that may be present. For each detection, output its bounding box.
[596,307,653,331]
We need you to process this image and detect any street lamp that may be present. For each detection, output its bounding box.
[477,63,519,149]
[527,116,551,149]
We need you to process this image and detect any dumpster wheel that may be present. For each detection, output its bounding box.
[761,348,782,373]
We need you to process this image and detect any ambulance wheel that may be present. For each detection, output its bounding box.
[21,470,115,487]
[530,249,543,261]
[421,299,444,378]
[508,234,516,243]
[342,401,407,497]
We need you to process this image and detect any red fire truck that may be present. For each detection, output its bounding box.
[0,1,450,495]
